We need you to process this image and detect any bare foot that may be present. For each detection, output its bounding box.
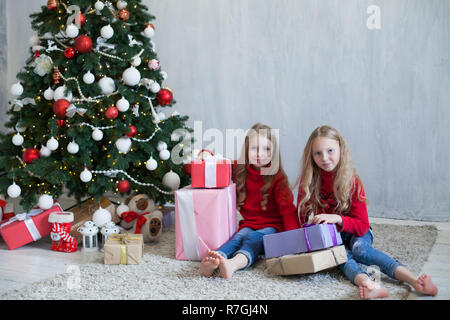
[359,280,389,300]
[200,250,221,277]
[414,274,438,296]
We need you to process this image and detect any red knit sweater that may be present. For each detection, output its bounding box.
[237,165,300,232]
[296,170,370,237]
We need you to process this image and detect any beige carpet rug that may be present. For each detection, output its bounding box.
[0,223,437,300]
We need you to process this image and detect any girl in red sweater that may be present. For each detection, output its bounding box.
[296,125,438,299]
[201,123,300,279]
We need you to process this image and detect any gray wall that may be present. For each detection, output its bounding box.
[1,0,449,222]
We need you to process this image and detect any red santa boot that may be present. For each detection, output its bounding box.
[48,211,78,253]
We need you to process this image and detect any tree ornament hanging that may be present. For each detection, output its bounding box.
[116,97,130,112]
[162,170,181,191]
[40,145,52,157]
[7,182,21,198]
[117,179,130,193]
[159,149,170,161]
[44,87,54,100]
[83,71,95,84]
[146,157,157,171]
[38,194,54,210]
[53,99,71,119]
[118,9,130,21]
[95,0,105,11]
[92,129,104,141]
[67,140,79,154]
[156,88,173,106]
[64,47,76,59]
[23,148,41,164]
[12,133,24,146]
[46,136,59,151]
[115,136,132,153]
[148,59,160,71]
[10,82,24,96]
[105,106,119,119]
[122,67,141,86]
[100,24,114,39]
[75,12,86,26]
[98,76,116,94]
[47,0,59,10]
[80,167,93,182]
[65,24,79,38]
[143,23,155,38]
[126,125,138,137]
[74,35,93,53]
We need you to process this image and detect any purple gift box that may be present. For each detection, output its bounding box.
[263,223,343,259]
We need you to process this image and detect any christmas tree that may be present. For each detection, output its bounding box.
[0,0,192,211]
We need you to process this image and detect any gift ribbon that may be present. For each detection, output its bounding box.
[121,211,147,234]
[302,223,338,252]
[108,234,142,264]
[0,208,44,241]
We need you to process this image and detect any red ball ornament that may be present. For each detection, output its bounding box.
[117,180,130,193]
[105,106,119,119]
[23,148,41,164]
[75,12,86,26]
[126,125,138,137]
[156,88,173,106]
[64,47,76,59]
[47,0,59,10]
[53,99,71,119]
[118,9,130,21]
[74,35,92,54]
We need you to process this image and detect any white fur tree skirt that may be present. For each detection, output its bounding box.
[0,223,437,300]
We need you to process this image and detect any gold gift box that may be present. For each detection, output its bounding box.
[265,245,348,276]
[104,233,144,265]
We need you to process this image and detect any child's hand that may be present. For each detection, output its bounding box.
[312,214,343,226]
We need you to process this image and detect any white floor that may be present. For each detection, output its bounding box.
[0,198,449,299]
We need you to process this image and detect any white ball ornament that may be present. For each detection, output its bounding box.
[145,157,158,171]
[116,97,130,112]
[54,85,72,101]
[92,208,112,228]
[95,0,105,11]
[100,24,114,39]
[98,77,116,94]
[92,129,103,141]
[116,0,127,10]
[66,24,79,38]
[12,133,24,146]
[83,71,95,84]
[122,67,141,86]
[10,82,23,96]
[150,81,160,93]
[38,194,54,210]
[143,26,155,38]
[44,87,54,100]
[40,145,51,157]
[80,167,93,183]
[115,136,132,154]
[131,56,141,67]
[46,137,59,151]
[160,71,168,80]
[157,141,167,151]
[67,140,79,154]
[7,182,21,198]
[15,124,26,133]
[162,170,181,191]
[159,149,170,161]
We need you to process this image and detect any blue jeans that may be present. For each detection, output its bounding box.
[217,227,277,270]
[339,227,404,284]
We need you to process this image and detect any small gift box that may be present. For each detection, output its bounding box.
[263,223,343,259]
[70,196,118,243]
[265,245,348,276]
[0,203,63,250]
[190,150,232,188]
[104,233,144,265]
[175,183,237,260]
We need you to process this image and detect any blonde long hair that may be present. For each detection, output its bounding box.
[296,125,366,220]
[233,123,287,210]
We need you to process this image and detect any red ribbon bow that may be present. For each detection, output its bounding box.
[121,211,148,234]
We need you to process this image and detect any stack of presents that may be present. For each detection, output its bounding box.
[0,150,348,276]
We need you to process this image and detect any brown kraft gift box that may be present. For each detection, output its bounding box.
[265,245,348,276]
[71,196,119,243]
[104,233,144,265]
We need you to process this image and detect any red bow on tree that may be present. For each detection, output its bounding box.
[121,211,148,234]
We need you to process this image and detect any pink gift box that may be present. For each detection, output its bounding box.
[0,204,63,250]
[191,158,232,188]
[175,183,237,260]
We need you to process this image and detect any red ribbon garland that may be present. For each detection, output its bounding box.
[121,211,148,234]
